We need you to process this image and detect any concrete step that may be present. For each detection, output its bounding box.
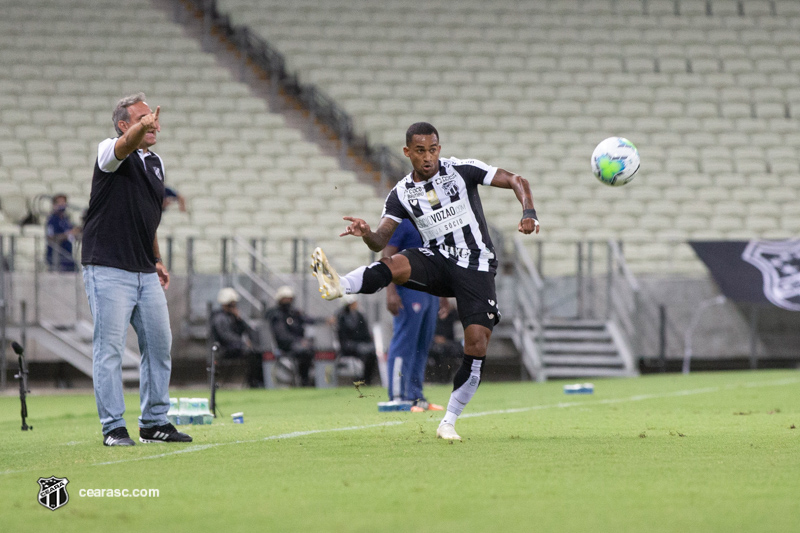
[544,318,606,330]
[543,329,612,341]
[544,366,637,379]
[122,369,140,382]
[39,321,141,379]
[545,342,618,354]
[542,355,625,366]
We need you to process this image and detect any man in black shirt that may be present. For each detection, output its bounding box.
[335,296,377,385]
[82,93,190,446]
[265,286,317,387]
[209,288,264,388]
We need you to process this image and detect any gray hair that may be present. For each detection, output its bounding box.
[112,92,146,135]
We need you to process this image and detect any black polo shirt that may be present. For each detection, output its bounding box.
[81,138,165,273]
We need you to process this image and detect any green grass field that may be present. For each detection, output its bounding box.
[2,370,799,533]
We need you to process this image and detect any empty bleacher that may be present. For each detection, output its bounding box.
[0,0,382,274]
[217,0,800,274]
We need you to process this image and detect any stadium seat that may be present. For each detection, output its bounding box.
[4,0,800,276]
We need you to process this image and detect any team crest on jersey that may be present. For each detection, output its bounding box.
[37,476,70,511]
[154,167,163,181]
[741,240,800,311]
[436,175,459,197]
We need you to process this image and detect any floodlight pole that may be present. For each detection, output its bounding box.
[682,295,727,374]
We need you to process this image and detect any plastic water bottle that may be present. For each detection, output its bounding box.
[167,397,180,425]
[564,383,594,394]
[377,400,413,412]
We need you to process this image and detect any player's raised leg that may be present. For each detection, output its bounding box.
[311,247,410,301]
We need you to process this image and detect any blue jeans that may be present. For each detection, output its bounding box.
[83,265,172,434]
[387,286,438,402]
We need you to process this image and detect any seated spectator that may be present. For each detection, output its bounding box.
[45,194,79,272]
[265,285,318,387]
[209,287,264,388]
[427,298,462,383]
[335,295,378,385]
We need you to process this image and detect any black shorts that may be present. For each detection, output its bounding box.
[399,248,500,331]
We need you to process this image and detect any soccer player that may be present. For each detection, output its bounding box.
[312,122,539,440]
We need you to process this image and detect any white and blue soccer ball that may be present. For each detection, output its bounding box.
[591,137,640,187]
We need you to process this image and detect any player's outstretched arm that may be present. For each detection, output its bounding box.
[490,168,540,235]
[340,216,399,252]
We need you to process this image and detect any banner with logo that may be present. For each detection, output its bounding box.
[689,240,800,311]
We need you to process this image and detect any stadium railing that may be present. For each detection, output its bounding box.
[510,235,545,381]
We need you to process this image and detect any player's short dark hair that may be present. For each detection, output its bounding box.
[406,122,439,146]
[52,193,67,203]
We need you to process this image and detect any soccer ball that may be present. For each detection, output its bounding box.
[591,137,640,186]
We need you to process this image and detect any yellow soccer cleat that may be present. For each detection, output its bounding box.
[310,247,344,300]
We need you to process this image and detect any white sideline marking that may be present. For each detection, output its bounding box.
[1,377,798,475]
[91,421,405,467]
[460,378,800,420]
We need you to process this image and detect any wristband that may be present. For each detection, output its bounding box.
[155,257,162,264]
[522,208,538,221]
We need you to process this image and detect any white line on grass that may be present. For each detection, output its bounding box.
[460,377,800,420]
[459,386,721,420]
[1,377,798,475]
[90,421,406,467]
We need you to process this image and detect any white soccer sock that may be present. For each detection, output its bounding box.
[339,265,366,294]
[440,356,484,427]
[340,261,394,295]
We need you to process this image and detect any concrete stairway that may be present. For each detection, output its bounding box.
[540,318,638,379]
[34,320,141,382]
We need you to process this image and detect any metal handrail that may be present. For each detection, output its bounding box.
[608,240,639,291]
[606,240,683,358]
[511,235,545,380]
[185,0,410,190]
[231,236,292,287]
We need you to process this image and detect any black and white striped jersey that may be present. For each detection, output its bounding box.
[382,157,498,273]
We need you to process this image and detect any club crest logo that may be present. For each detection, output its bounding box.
[436,175,459,197]
[412,302,422,313]
[741,240,800,311]
[37,476,70,511]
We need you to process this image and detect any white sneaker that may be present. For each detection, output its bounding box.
[436,423,461,441]
[311,247,343,300]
